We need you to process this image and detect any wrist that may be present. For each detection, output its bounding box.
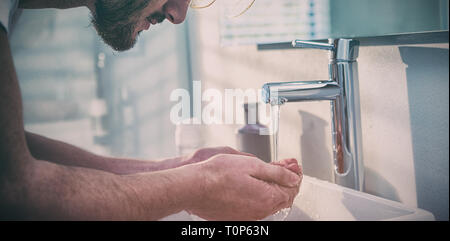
[180,162,209,212]
[120,163,204,219]
[170,163,205,212]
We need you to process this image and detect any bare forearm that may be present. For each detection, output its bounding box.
[2,27,195,221]
[25,131,183,174]
[1,157,198,220]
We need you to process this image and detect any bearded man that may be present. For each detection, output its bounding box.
[0,0,302,220]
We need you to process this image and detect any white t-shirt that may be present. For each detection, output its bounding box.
[0,0,19,34]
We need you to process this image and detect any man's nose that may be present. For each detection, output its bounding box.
[164,0,189,24]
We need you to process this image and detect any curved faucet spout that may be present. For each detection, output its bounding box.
[261,38,363,191]
[262,80,341,105]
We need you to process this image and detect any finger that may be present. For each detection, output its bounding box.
[272,179,302,212]
[269,185,289,214]
[272,158,297,167]
[271,158,302,175]
[265,185,298,216]
[278,158,299,167]
[286,162,301,175]
[249,176,300,218]
[278,186,300,209]
[251,161,301,188]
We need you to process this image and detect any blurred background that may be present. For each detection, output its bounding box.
[9,0,449,220]
[11,7,191,159]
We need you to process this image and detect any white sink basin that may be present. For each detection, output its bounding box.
[285,176,434,221]
[161,175,435,221]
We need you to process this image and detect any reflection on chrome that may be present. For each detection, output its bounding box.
[262,39,364,191]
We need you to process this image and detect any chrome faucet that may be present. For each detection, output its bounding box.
[262,39,364,191]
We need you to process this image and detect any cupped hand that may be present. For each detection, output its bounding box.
[186,154,302,220]
[270,158,303,209]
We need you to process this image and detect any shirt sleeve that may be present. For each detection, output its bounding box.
[0,0,17,33]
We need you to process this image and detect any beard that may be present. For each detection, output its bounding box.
[91,0,150,51]
[96,21,137,52]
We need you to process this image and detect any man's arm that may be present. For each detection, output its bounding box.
[2,157,199,220]
[0,28,195,220]
[25,132,255,175]
[1,29,302,220]
[25,131,184,175]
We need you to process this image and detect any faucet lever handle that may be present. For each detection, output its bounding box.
[291,40,335,51]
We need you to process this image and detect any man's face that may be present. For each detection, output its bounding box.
[92,0,191,51]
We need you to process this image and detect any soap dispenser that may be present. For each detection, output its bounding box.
[237,103,271,163]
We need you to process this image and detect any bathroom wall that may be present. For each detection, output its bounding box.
[12,8,189,160]
[186,6,449,220]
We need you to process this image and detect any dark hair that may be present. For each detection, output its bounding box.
[91,0,151,51]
